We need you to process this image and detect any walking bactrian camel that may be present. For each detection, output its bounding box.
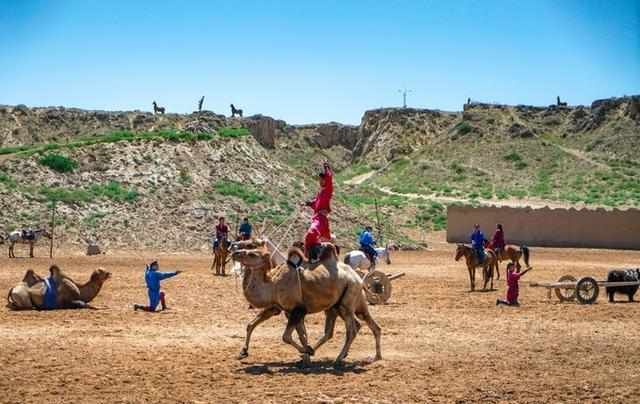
[231,244,382,365]
[7,265,111,310]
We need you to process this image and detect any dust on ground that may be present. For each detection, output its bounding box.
[1,241,640,403]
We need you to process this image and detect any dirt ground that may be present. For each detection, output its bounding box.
[1,239,640,404]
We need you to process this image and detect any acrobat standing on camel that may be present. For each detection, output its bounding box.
[303,160,333,262]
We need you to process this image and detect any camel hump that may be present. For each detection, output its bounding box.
[287,247,306,267]
[319,243,337,262]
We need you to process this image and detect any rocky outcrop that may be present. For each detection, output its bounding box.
[0,105,229,147]
[244,115,287,148]
[354,108,458,162]
[294,122,359,150]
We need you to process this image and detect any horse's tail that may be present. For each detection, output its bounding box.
[521,245,530,267]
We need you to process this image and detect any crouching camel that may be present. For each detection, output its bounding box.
[231,243,382,366]
[7,265,111,310]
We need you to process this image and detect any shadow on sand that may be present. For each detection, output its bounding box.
[239,358,371,376]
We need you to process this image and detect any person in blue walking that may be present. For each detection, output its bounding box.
[359,225,378,266]
[470,224,487,264]
[134,260,182,312]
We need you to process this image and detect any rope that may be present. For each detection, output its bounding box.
[270,214,300,262]
[265,208,300,239]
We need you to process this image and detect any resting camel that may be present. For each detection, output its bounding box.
[454,244,498,291]
[7,229,51,258]
[231,242,382,366]
[7,265,111,310]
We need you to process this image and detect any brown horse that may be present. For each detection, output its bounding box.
[8,229,51,258]
[211,238,231,276]
[454,244,498,291]
[490,245,530,277]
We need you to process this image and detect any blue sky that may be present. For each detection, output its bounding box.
[1,0,638,124]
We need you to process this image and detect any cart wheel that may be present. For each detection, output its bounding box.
[364,270,392,305]
[554,275,577,302]
[575,277,599,305]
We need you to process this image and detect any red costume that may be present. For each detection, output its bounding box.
[490,228,505,250]
[304,164,333,255]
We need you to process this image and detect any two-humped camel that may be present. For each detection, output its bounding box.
[7,265,111,310]
[231,240,381,366]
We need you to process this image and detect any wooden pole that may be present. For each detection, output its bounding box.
[374,198,383,243]
[49,202,56,259]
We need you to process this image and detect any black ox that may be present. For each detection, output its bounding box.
[606,268,640,303]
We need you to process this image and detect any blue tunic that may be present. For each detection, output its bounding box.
[239,222,252,237]
[42,277,58,310]
[359,231,375,247]
[145,268,178,310]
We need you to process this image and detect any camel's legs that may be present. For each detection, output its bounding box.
[311,308,338,354]
[334,306,360,365]
[29,242,34,258]
[356,309,382,361]
[282,307,312,355]
[238,307,281,358]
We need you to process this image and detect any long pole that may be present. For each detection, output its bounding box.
[49,202,55,259]
[374,198,383,243]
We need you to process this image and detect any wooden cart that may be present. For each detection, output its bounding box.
[358,270,406,305]
[530,274,640,304]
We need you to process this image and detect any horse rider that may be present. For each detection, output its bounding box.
[303,160,333,262]
[470,224,487,263]
[214,216,230,250]
[359,226,378,265]
[490,223,505,259]
[238,217,252,241]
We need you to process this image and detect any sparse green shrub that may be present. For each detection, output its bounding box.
[450,162,465,175]
[214,180,264,203]
[178,168,192,186]
[83,211,108,227]
[503,152,522,162]
[89,181,139,202]
[39,153,78,173]
[453,121,473,135]
[39,186,92,203]
[0,171,17,189]
[219,127,250,138]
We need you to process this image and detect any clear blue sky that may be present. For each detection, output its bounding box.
[1,0,638,124]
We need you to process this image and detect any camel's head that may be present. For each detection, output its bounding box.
[90,268,111,284]
[231,249,270,269]
[454,244,465,261]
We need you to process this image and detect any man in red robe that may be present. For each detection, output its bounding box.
[303,161,333,261]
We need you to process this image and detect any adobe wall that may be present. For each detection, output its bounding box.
[447,205,640,250]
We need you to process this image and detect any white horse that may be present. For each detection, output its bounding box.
[8,229,51,258]
[343,246,391,271]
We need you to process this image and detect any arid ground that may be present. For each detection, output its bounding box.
[1,237,640,403]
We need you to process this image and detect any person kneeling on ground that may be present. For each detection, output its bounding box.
[134,260,182,312]
[497,262,532,306]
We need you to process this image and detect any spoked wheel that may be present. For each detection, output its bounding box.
[554,275,577,302]
[575,277,599,305]
[364,270,392,305]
